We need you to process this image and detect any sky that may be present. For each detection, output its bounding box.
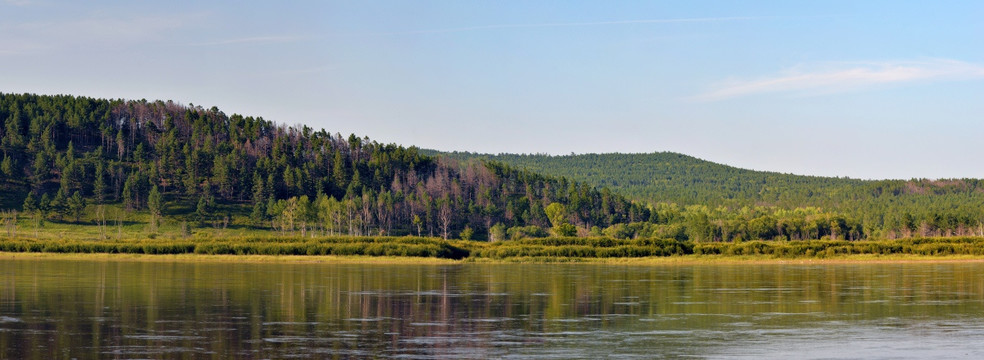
[1,0,982,180]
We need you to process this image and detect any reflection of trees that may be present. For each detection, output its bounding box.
[2,262,984,357]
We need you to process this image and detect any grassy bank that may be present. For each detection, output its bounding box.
[4,251,984,265]
[0,251,461,264]
[3,233,984,263]
[0,235,469,259]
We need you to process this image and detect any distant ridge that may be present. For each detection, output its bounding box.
[425,150,984,238]
[423,150,871,207]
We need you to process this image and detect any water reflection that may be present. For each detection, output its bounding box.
[1,260,984,358]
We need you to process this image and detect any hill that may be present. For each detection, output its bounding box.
[427,151,984,239]
[0,93,643,241]
[425,151,870,207]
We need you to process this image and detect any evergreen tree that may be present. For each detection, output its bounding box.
[1,154,12,177]
[67,191,87,223]
[51,187,68,220]
[196,181,214,225]
[22,192,37,213]
[121,173,136,210]
[92,163,106,204]
[31,152,48,191]
[250,201,266,226]
[148,185,162,229]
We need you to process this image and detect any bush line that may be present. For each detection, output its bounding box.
[2,236,984,260]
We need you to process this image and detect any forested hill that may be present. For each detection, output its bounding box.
[3,92,983,243]
[424,151,869,208]
[427,151,984,239]
[0,93,644,240]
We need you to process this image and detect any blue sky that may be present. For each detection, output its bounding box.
[2,1,982,179]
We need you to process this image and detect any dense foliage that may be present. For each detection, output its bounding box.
[430,151,984,239]
[3,234,984,261]
[0,93,645,240]
[0,236,467,259]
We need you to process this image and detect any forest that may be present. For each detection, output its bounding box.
[428,151,984,240]
[0,93,644,242]
[1,92,983,245]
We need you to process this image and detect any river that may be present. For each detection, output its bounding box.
[1,259,983,358]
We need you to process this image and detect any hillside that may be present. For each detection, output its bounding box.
[426,151,870,207]
[0,93,643,241]
[428,151,984,239]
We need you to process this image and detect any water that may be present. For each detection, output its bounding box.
[2,259,984,359]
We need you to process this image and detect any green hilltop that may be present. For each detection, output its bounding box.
[426,151,984,240]
[424,151,871,207]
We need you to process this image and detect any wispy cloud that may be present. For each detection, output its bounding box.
[192,36,305,46]
[694,59,984,101]
[404,16,761,35]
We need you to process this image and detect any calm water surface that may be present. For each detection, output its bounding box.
[2,259,984,359]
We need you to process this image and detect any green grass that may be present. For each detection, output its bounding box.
[5,207,984,262]
[0,235,469,259]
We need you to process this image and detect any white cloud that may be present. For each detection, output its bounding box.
[694,59,984,101]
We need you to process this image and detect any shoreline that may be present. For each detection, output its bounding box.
[3,251,984,265]
[0,252,460,264]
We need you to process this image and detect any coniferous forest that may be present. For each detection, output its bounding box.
[429,150,984,241]
[0,93,643,241]
[1,92,983,245]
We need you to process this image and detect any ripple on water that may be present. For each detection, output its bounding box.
[262,321,322,326]
[103,345,213,356]
[410,322,448,327]
[262,336,326,343]
[461,317,514,323]
[345,317,396,322]
[123,335,206,341]
[399,336,477,346]
[0,316,22,323]
[549,317,602,323]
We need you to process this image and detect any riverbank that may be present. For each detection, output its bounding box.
[3,235,984,264]
[0,251,461,264]
[4,251,984,265]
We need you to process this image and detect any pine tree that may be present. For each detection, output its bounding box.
[196,181,214,225]
[0,154,12,177]
[122,174,136,210]
[93,163,106,204]
[250,201,266,226]
[22,192,37,213]
[148,185,162,230]
[31,152,48,192]
[67,191,87,223]
[51,187,68,220]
